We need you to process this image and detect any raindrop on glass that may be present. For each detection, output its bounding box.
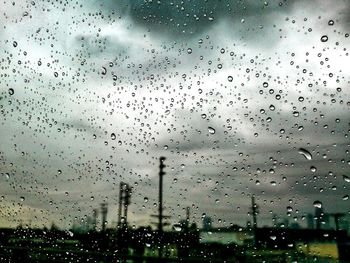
[313,200,322,208]
[293,111,300,117]
[343,175,350,183]
[208,127,216,134]
[320,35,328,42]
[298,148,312,160]
[101,67,107,75]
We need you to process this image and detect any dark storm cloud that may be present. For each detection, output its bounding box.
[63,119,99,134]
[103,0,296,37]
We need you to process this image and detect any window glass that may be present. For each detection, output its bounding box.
[1,0,349,262]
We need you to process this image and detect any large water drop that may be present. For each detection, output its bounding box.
[298,148,312,160]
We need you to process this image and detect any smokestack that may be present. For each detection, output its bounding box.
[100,202,108,232]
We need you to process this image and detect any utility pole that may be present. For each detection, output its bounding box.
[251,196,259,246]
[158,156,166,258]
[118,182,123,228]
[118,182,132,228]
[158,157,166,233]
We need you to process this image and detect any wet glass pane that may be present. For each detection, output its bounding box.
[0,0,349,262]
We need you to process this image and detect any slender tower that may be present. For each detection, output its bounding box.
[123,184,132,226]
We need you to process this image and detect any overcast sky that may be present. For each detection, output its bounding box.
[0,0,349,230]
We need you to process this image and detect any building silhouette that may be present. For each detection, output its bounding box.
[202,216,212,231]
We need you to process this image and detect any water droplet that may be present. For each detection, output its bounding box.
[293,111,300,117]
[13,41,18,47]
[298,148,312,160]
[320,35,328,42]
[201,113,207,119]
[111,133,116,140]
[144,197,148,203]
[343,195,349,201]
[187,48,192,54]
[343,175,350,183]
[20,197,25,202]
[310,166,317,173]
[313,200,322,208]
[270,236,277,240]
[208,127,216,134]
[8,88,14,95]
[90,196,94,201]
[328,20,334,26]
[227,76,233,82]
[101,67,107,75]
[173,224,182,232]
